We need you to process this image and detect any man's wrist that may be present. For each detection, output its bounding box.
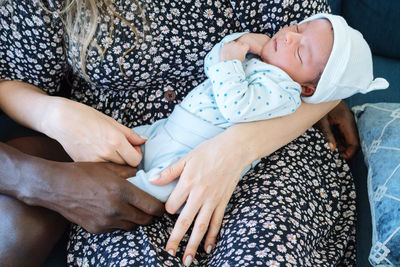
[0,142,58,208]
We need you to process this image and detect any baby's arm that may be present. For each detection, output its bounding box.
[208,59,301,123]
[204,32,248,76]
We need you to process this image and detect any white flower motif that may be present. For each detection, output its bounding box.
[160,64,170,71]
[224,8,233,18]
[285,254,297,264]
[160,26,169,34]
[171,36,181,46]
[198,31,207,39]
[24,17,33,26]
[287,234,297,243]
[1,19,9,30]
[266,260,280,266]
[0,6,9,16]
[277,244,286,253]
[186,53,198,61]
[256,250,267,258]
[113,46,122,54]
[126,12,134,20]
[203,9,214,19]
[32,15,43,26]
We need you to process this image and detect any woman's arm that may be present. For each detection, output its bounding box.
[230,100,340,161]
[152,100,339,265]
[0,79,146,166]
[0,80,165,231]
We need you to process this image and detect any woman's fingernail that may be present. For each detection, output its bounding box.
[140,135,148,140]
[184,255,193,266]
[206,245,213,254]
[167,249,175,256]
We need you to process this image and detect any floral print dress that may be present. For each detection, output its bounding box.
[0,0,356,266]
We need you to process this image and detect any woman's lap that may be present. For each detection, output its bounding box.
[67,127,356,266]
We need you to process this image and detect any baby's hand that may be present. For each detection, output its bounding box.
[236,33,270,56]
[220,41,249,62]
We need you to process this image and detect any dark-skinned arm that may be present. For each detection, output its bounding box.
[0,140,164,233]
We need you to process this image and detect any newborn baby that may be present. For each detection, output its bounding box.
[128,13,389,202]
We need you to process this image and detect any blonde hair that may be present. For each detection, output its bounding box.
[36,0,148,81]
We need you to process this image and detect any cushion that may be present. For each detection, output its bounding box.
[352,102,400,266]
[341,0,400,59]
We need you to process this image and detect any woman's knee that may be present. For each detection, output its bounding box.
[0,194,68,266]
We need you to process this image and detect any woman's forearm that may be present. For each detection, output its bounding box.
[225,100,340,166]
[0,80,53,133]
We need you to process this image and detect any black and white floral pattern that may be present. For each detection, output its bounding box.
[0,0,356,266]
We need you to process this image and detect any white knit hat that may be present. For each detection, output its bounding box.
[300,13,389,104]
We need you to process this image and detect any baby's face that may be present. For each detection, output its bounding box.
[261,19,333,92]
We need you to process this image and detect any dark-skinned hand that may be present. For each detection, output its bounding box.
[23,159,165,234]
[314,100,360,160]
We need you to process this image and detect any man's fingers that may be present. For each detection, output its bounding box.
[151,159,186,186]
[117,220,138,231]
[342,144,360,160]
[337,119,360,146]
[336,117,360,160]
[317,116,336,151]
[124,183,165,217]
[104,163,138,178]
[121,204,154,226]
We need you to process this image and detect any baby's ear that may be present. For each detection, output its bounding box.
[301,84,316,97]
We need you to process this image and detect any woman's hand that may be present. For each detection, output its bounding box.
[0,80,145,166]
[151,131,248,265]
[314,100,360,160]
[42,97,147,167]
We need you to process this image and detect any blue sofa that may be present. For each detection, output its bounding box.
[328,0,400,266]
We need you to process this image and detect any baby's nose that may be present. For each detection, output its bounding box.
[285,31,301,46]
